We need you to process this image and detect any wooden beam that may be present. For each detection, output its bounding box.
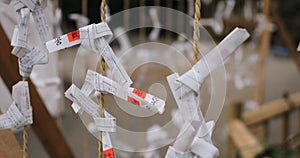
[0,110,22,158]
[229,119,263,158]
[0,25,74,157]
[280,113,288,146]
[224,19,257,31]
[228,100,243,121]
[271,5,300,139]
[227,101,243,157]
[0,129,22,158]
[254,0,271,106]
[271,6,300,75]
[253,0,272,142]
[242,92,300,125]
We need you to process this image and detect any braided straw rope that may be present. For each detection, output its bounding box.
[23,126,28,158]
[98,0,107,157]
[22,77,28,158]
[193,0,201,64]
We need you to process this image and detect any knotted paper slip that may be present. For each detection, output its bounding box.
[165,27,250,158]
[0,81,32,129]
[6,0,52,78]
[46,22,132,87]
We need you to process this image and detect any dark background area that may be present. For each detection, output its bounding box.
[58,0,300,46]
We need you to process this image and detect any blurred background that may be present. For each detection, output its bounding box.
[0,0,300,157]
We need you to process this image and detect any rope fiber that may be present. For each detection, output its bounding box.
[22,77,28,158]
[98,0,107,157]
[193,0,201,64]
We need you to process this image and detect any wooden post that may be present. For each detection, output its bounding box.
[280,113,289,146]
[253,0,271,142]
[0,129,23,158]
[0,110,22,158]
[0,25,74,158]
[177,0,184,34]
[139,0,146,43]
[229,120,264,158]
[271,6,300,74]
[254,0,271,107]
[227,101,243,158]
[242,92,300,125]
[271,6,300,141]
[124,0,130,30]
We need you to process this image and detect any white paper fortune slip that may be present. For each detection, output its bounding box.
[190,136,219,158]
[9,0,52,44]
[177,27,250,96]
[165,146,193,158]
[102,132,116,158]
[167,73,200,121]
[10,0,37,11]
[165,121,201,158]
[46,22,132,87]
[18,47,48,78]
[32,1,53,43]
[94,111,116,133]
[165,121,219,158]
[70,71,95,114]
[64,84,116,133]
[8,0,51,78]
[0,81,32,129]
[12,81,32,125]
[46,23,112,52]
[88,70,165,114]
[167,72,215,144]
[11,7,30,48]
[65,84,101,118]
[297,42,300,52]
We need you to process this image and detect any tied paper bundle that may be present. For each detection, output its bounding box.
[64,84,116,133]
[0,81,32,129]
[57,22,167,157]
[64,70,117,157]
[165,28,250,158]
[46,22,132,87]
[3,0,52,78]
[64,83,117,158]
[87,70,165,114]
[47,22,166,114]
[66,69,165,118]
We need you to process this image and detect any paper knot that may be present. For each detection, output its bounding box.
[18,47,48,78]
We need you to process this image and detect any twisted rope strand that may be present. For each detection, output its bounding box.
[22,77,28,158]
[98,0,107,157]
[23,126,28,158]
[193,0,201,64]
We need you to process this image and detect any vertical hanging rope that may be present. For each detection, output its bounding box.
[82,0,88,17]
[139,0,146,42]
[22,78,28,158]
[101,0,106,22]
[98,1,107,157]
[124,0,130,30]
[193,0,201,64]
[166,0,172,42]
[53,0,59,16]
[83,127,89,158]
[23,126,28,158]
[178,0,184,36]
[81,0,89,157]
[154,0,160,6]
